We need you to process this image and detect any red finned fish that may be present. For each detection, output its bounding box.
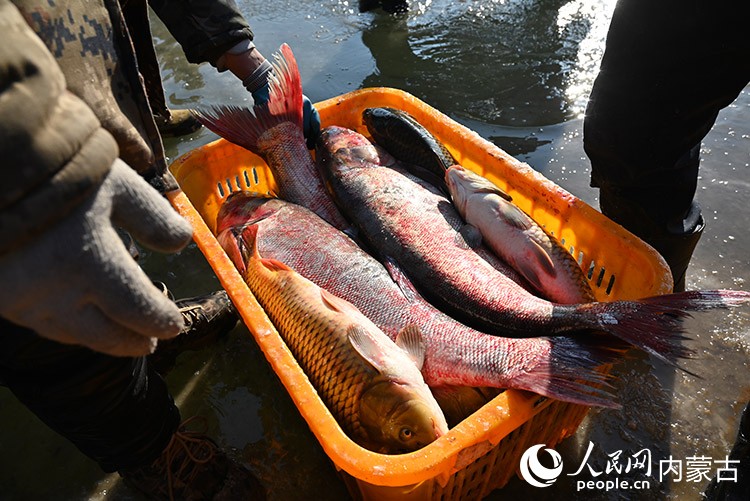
[217,194,622,409]
[192,44,348,230]
[315,125,750,366]
[238,223,447,454]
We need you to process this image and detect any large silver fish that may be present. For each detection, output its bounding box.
[217,194,621,409]
[193,44,348,231]
[235,223,447,454]
[315,125,750,366]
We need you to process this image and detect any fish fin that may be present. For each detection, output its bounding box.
[513,240,558,290]
[347,325,387,372]
[493,200,532,230]
[516,260,545,292]
[585,289,750,368]
[384,256,423,303]
[395,324,425,370]
[476,183,513,202]
[259,257,293,272]
[508,334,623,409]
[320,288,361,316]
[192,43,303,153]
[529,239,557,276]
[457,224,483,249]
[237,224,261,264]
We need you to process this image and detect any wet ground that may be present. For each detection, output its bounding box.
[1,1,748,499]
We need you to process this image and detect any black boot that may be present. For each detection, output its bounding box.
[600,191,704,293]
[703,401,750,501]
[641,203,704,292]
[148,286,240,374]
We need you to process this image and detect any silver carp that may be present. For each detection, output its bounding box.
[315,125,750,366]
[217,194,622,409]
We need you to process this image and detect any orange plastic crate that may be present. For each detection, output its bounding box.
[168,88,672,500]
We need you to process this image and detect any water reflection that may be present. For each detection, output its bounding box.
[361,0,615,128]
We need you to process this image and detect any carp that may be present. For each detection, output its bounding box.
[236,223,447,454]
[363,106,455,190]
[217,194,621,409]
[315,125,750,366]
[446,164,596,304]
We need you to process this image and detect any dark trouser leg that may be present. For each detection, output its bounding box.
[120,0,168,118]
[584,0,750,291]
[704,401,750,500]
[0,317,180,473]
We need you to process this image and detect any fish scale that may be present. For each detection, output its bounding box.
[217,194,621,409]
[316,125,750,368]
[243,252,377,440]
[233,216,447,453]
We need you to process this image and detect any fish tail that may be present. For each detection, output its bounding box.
[587,289,750,366]
[192,43,303,152]
[509,335,623,409]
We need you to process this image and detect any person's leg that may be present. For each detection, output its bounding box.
[584,0,750,291]
[0,317,180,472]
[120,0,202,137]
[0,317,264,499]
[703,401,750,500]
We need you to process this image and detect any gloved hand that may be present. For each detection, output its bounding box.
[218,41,322,149]
[0,159,193,357]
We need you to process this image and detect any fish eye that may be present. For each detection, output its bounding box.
[399,427,414,442]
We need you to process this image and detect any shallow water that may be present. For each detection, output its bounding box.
[1,1,748,499]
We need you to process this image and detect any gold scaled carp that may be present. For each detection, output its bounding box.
[239,225,448,454]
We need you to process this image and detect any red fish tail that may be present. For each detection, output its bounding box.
[267,44,303,128]
[588,289,750,366]
[509,335,623,409]
[192,43,303,153]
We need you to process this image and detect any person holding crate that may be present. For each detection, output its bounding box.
[0,0,319,498]
[583,0,750,499]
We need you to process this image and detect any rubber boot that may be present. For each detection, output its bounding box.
[641,207,704,293]
[600,192,704,293]
[703,401,750,501]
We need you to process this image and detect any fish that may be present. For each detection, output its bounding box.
[363,106,456,190]
[446,164,596,305]
[430,386,502,428]
[315,125,750,366]
[217,193,623,409]
[234,222,447,454]
[364,108,591,304]
[192,44,349,231]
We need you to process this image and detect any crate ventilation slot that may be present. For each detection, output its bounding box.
[217,168,260,198]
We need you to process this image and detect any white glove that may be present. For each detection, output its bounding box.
[0,160,193,357]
